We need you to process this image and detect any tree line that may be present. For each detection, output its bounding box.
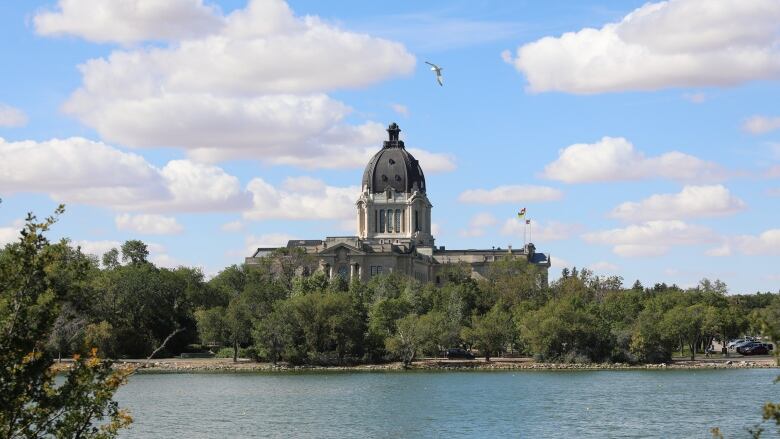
[16,234,779,367]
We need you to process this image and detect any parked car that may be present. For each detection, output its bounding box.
[444,348,475,360]
[734,340,757,352]
[740,344,770,355]
[728,337,757,350]
[737,342,772,355]
[727,339,748,349]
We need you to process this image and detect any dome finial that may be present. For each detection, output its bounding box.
[387,123,400,142]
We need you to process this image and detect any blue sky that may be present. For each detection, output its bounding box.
[0,0,778,293]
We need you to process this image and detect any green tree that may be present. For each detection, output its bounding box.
[662,304,705,361]
[195,295,252,362]
[519,293,612,362]
[120,240,148,265]
[101,248,119,270]
[0,207,131,438]
[385,314,425,366]
[469,304,514,361]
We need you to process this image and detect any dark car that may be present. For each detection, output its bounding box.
[445,348,475,360]
[738,342,769,355]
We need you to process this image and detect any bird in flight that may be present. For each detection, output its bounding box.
[425,61,443,86]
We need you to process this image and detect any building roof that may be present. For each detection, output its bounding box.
[362,123,426,194]
[287,240,323,247]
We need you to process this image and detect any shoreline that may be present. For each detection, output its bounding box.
[52,356,779,374]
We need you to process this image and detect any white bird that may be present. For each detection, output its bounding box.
[425,61,443,86]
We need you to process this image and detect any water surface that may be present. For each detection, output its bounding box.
[116,369,780,438]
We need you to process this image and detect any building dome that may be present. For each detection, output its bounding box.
[362,123,426,194]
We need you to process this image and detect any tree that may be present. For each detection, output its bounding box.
[195,294,252,363]
[661,304,705,361]
[120,240,148,265]
[253,305,292,364]
[386,314,425,367]
[101,248,119,269]
[469,304,514,361]
[0,207,131,437]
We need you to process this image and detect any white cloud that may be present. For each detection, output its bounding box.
[241,233,295,256]
[221,220,244,232]
[508,0,780,93]
[115,213,184,235]
[0,104,27,127]
[500,49,513,64]
[150,253,185,269]
[390,104,409,117]
[706,229,780,256]
[459,212,498,238]
[458,185,563,204]
[73,240,121,257]
[406,148,456,173]
[583,220,714,257]
[501,218,582,242]
[588,261,620,273]
[743,115,780,134]
[734,229,780,255]
[0,219,25,246]
[0,137,251,212]
[34,0,223,43]
[244,176,358,221]
[705,243,731,257]
[610,185,745,221]
[543,137,724,183]
[55,0,418,167]
[247,233,293,248]
[550,256,571,270]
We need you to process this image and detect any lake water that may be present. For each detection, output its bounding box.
[116,369,780,438]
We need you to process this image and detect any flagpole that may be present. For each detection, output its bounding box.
[524,220,527,247]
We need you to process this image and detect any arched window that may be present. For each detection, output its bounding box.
[414,210,419,232]
[387,209,394,233]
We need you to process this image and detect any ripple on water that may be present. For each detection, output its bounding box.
[115,369,779,438]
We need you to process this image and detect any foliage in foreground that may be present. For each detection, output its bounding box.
[0,207,131,438]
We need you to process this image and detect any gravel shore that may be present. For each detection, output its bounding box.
[49,356,778,374]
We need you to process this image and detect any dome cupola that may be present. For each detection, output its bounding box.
[361,123,426,194]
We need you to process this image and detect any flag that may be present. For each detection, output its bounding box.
[517,207,526,219]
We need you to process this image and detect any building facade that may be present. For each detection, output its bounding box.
[246,123,550,285]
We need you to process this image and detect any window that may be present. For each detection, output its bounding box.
[379,209,385,233]
[387,209,394,233]
[370,266,384,277]
[374,210,378,232]
[414,210,419,231]
[395,209,400,232]
[401,209,405,233]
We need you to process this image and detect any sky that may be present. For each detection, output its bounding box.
[0,0,779,293]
